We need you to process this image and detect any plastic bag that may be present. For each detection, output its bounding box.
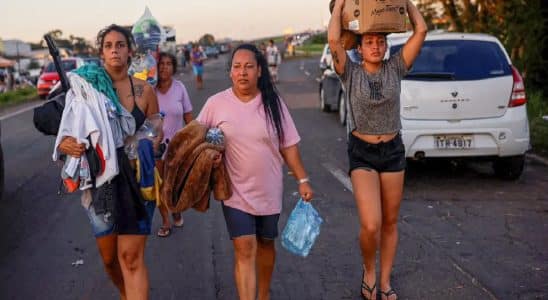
[281,199,323,257]
[125,112,164,160]
[129,7,165,86]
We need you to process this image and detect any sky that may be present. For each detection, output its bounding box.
[0,0,331,44]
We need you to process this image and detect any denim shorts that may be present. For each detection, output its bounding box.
[86,200,156,238]
[192,65,204,76]
[222,203,280,240]
[348,132,406,174]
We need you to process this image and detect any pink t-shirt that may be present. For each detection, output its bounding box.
[197,88,301,215]
[156,80,193,143]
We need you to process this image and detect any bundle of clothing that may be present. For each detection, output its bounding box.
[52,67,136,195]
[161,120,232,213]
[52,65,161,230]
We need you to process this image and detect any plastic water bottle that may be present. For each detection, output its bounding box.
[205,127,225,146]
[126,112,165,159]
[281,199,323,257]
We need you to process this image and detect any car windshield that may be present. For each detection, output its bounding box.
[44,60,78,73]
[391,40,511,81]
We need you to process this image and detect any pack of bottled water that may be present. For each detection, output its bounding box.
[125,112,164,160]
[281,198,323,257]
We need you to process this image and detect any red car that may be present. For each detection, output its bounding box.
[37,58,84,99]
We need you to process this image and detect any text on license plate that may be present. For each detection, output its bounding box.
[435,135,473,149]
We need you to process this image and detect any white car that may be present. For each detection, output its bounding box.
[391,32,530,179]
[327,32,530,179]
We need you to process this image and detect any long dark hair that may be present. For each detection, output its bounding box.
[96,24,135,65]
[228,44,285,143]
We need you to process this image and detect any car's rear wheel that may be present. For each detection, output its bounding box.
[493,155,525,180]
[319,86,331,112]
[338,92,346,126]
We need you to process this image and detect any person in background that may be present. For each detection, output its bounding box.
[155,52,194,237]
[191,44,206,89]
[57,24,161,299]
[265,39,281,83]
[197,44,313,300]
[259,42,267,57]
[328,0,427,299]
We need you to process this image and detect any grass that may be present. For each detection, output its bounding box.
[0,87,38,107]
[294,43,325,57]
[526,89,548,157]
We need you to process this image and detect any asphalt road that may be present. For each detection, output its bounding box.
[0,53,546,300]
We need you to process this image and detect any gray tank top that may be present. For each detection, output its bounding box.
[339,51,407,135]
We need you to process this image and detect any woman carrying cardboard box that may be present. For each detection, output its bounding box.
[328,0,427,299]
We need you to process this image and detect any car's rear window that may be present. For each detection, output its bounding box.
[45,60,78,73]
[390,40,511,81]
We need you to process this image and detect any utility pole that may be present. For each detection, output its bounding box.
[15,40,20,73]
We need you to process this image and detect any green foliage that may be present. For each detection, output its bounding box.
[530,118,548,157]
[0,87,37,105]
[199,34,216,46]
[527,90,548,157]
[309,33,327,44]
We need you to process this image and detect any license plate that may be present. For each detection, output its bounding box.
[434,135,473,149]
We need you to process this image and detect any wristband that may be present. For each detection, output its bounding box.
[297,177,310,184]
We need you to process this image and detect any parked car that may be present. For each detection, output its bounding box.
[318,44,360,125]
[204,46,219,59]
[320,32,530,179]
[37,57,85,99]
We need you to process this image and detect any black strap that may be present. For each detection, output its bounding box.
[128,76,136,100]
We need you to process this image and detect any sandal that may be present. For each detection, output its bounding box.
[361,268,377,300]
[380,288,397,300]
[157,226,171,237]
[172,213,184,227]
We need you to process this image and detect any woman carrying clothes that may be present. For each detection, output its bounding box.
[57,24,161,300]
[155,52,194,237]
[197,44,313,300]
[190,44,205,89]
[328,1,427,299]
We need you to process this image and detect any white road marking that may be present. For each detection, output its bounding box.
[0,102,44,121]
[321,162,353,192]
[315,77,321,83]
[304,71,311,76]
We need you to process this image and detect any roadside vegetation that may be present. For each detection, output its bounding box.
[295,32,326,56]
[0,87,38,107]
[527,90,548,157]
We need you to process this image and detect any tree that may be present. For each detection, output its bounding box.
[40,29,72,50]
[69,35,93,56]
[199,34,215,46]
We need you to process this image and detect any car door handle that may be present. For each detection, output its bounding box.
[403,105,418,110]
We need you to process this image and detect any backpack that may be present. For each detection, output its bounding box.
[32,92,65,136]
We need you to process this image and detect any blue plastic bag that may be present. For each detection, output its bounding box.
[281,199,323,257]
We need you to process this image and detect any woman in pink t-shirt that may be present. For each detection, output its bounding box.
[155,52,193,237]
[198,44,313,300]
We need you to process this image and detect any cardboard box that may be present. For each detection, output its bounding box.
[341,0,407,34]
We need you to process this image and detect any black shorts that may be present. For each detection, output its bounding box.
[348,132,406,174]
[222,203,280,240]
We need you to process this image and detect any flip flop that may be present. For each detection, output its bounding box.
[172,213,184,227]
[157,226,171,237]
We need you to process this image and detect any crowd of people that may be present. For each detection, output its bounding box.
[52,0,426,298]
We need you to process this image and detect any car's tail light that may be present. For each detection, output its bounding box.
[509,66,526,107]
